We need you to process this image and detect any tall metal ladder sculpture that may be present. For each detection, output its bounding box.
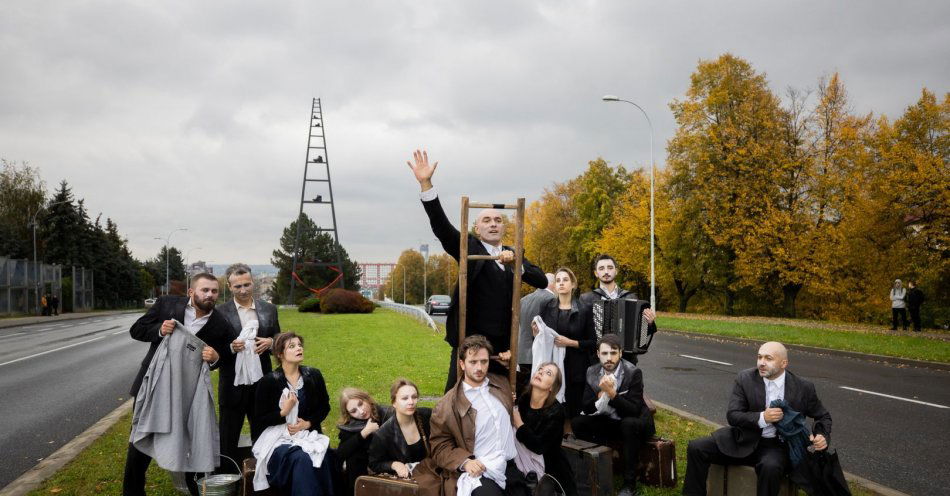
[288,98,345,305]
[457,197,526,391]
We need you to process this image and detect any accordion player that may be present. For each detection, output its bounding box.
[591,297,656,358]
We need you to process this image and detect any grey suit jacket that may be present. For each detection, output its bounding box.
[517,288,556,365]
[215,298,281,408]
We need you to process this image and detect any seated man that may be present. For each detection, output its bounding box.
[572,334,655,496]
[683,341,832,496]
[416,334,526,496]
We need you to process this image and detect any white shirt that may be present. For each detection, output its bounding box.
[461,379,516,477]
[599,284,620,300]
[235,298,258,328]
[757,372,786,438]
[183,298,216,366]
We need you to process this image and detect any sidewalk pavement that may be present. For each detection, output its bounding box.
[0,309,142,329]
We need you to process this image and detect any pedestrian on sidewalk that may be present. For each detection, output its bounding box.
[50,294,59,316]
[889,279,908,331]
[41,294,49,316]
[906,280,926,333]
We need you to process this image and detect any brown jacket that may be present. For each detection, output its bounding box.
[414,373,514,496]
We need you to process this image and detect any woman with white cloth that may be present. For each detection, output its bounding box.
[368,379,432,478]
[890,279,909,331]
[534,268,596,427]
[512,362,577,496]
[253,332,335,495]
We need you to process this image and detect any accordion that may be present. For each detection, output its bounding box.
[592,297,655,355]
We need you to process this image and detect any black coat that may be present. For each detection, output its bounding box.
[906,288,925,309]
[579,359,651,420]
[368,407,433,475]
[338,405,394,495]
[712,368,832,459]
[128,295,233,397]
[515,395,576,495]
[422,195,547,351]
[254,366,330,433]
[215,298,282,408]
[539,298,596,384]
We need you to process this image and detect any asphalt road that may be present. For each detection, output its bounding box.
[639,330,950,495]
[0,313,145,489]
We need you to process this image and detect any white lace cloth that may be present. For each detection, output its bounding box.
[251,384,330,491]
[530,316,566,403]
[234,320,263,386]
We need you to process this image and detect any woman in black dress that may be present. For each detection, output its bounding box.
[536,267,595,431]
[513,362,577,496]
[336,388,392,495]
[253,332,335,495]
[368,379,432,478]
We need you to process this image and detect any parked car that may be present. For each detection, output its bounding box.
[144,298,157,308]
[425,295,451,315]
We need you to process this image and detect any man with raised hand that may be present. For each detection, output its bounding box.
[407,149,548,392]
[683,342,833,496]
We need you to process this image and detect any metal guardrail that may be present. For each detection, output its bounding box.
[374,300,438,331]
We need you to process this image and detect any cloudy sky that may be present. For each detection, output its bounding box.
[2,1,947,267]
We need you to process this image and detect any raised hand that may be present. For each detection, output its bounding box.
[406,149,438,191]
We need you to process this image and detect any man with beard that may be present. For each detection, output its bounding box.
[683,342,832,496]
[579,254,657,364]
[407,149,548,392]
[416,334,528,496]
[572,333,655,496]
[216,263,281,472]
[123,273,233,496]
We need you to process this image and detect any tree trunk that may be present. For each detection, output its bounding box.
[674,279,698,313]
[782,283,803,318]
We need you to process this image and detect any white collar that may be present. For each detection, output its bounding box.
[462,378,489,393]
[480,240,502,254]
[764,371,786,389]
[234,298,256,311]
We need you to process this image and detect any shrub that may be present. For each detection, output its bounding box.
[298,297,321,313]
[320,289,374,314]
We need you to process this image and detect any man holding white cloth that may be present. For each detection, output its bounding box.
[418,335,529,496]
[216,263,281,471]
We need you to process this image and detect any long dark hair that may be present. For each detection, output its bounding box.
[524,362,563,408]
[390,378,430,456]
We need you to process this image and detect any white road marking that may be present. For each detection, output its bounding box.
[0,336,106,368]
[0,331,28,339]
[112,329,127,335]
[679,354,733,366]
[840,386,949,409]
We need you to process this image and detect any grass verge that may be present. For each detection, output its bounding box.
[29,308,877,495]
[660,315,950,363]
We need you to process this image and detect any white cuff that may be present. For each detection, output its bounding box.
[420,187,438,202]
[595,393,611,413]
[758,412,768,428]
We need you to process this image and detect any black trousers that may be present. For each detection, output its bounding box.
[444,346,510,392]
[219,383,261,473]
[572,414,655,488]
[683,436,789,496]
[909,306,922,332]
[469,460,530,496]
[891,308,908,330]
[123,442,202,496]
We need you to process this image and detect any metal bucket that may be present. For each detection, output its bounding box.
[194,455,242,496]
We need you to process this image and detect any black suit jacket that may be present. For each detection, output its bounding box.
[215,298,281,408]
[422,195,547,349]
[128,295,233,397]
[580,358,651,420]
[713,368,832,458]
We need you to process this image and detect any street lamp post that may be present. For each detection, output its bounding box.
[402,265,407,305]
[29,200,69,315]
[154,228,187,296]
[420,244,429,304]
[602,95,656,309]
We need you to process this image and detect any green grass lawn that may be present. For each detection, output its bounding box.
[29,309,875,495]
[660,315,950,363]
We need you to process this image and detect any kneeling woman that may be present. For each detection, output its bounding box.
[253,332,335,495]
[337,388,392,495]
[514,362,578,496]
[368,379,432,478]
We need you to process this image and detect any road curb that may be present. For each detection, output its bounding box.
[0,310,141,330]
[653,400,910,496]
[659,328,950,371]
[0,399,133,496]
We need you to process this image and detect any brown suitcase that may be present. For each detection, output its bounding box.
[562,438,614,496]
[242,458,280,496]
[354,474,420,496]
[636,436,677,488]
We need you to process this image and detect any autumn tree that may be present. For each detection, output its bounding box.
[270,213,361,304]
